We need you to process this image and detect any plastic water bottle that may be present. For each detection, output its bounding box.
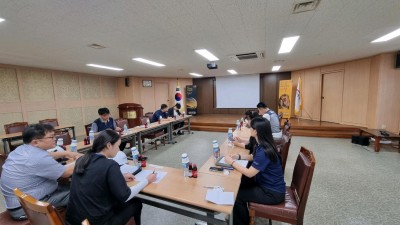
[70,139,77,152]
[181,153,190,177]
[147,118,151,126]
[236,120,240,131]
[56,138,63,147]
[89,130,95,142]
[212,140,220,162]
[227,128,233,147]
[123,124,128,134]
[159,115,162,124]
[131,147,139,165]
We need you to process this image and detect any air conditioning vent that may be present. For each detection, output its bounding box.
[228,51,264,62]
[293,0,320,14]
[88,43,106,49]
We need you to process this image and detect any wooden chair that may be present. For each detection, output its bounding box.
[82,217,136,225]
[140,116,165,150]
[278,135,291,173]
[144,112,154,122]
[38,119,59,127]
[0,154,7,176]
[13,188,65,225]
[249,147,316,225]
[54,132,72,146]
[282,119,291,137]
[84,124,92,137]
[115,118,128,129]
[4,122,29,152]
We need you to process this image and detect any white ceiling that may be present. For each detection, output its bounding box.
[0,0,399,78]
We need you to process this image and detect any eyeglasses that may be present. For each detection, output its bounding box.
[39,136,56,140]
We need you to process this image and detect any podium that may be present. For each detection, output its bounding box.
[118,103,143,128]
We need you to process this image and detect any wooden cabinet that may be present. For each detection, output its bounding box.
[118,103,143,128]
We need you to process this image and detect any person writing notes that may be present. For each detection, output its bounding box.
[66,129,156,225]
[225,117,285,225]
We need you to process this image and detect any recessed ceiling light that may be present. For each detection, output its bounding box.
[371,28,400,43]
[227,70,238,75]
[132,58,165,67]
[195,49,219,61]
[278,36,300,54]
[189,73,203,77]
[272,65,281,71]
[0,18,5,23]
[86,64,123,71]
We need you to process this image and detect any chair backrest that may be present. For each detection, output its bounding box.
[115,118,128,129]
[0,154,7,176]
[4,122,29,134]
[280,135,291,173]
[144,112,154,122]
[84,124,92,137]
[38,119,59,127]
[55,131,72,145]
[290,147,316,222]
[139,116,148,125]
[14,188,65,225]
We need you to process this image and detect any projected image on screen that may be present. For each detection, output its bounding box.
[216,74,260,108]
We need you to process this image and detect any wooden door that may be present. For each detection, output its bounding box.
[321,72,344,123]
[154,82,169,110]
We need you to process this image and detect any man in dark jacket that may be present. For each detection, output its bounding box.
[168,103,184,135]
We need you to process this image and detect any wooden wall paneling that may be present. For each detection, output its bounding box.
[341,59,370,126]
[320,63,345,74]
[374,53,400,133]
[366,55,380,129]
[261,74,277,111]
[321,71,344,123]
[302,68,321,120]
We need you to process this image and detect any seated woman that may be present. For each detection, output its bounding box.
[225,117,286,225]
[65,129,156,225]
[233,111,260,154]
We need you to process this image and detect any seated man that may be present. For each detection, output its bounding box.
[152,104,168,122]
[91,107,126,150]
[168,103,184,135]
[256,102,282,139]
[0,124,76,221]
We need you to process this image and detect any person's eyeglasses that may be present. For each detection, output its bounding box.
[39,136,56,140]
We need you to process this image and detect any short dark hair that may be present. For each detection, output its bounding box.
[98,107,110,115]
[175,103,181,109]
[23,124,55,144]
[256,102,267,109]
[161,104,168,109]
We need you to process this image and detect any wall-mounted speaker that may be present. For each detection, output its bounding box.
[396,51,400,68]
[125,77,129,87]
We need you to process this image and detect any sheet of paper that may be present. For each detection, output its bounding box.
[219,157,248,167]
[148,164,164,169]
[134,169,167,184]
[206,189,234,205]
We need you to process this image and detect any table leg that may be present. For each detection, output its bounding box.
[374,136,381,152]
[168,123,173,144]
[188,117,191,134]
[71,127,76,139]
[137,133,143,154]
[2,139,10,155]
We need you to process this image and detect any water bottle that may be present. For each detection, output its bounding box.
[56,138,63,147]
[236,120,240,131]
[159,115,162,124]
[131,147,139,165]
[227,128,233,147]
[123,124,128,134]
[147,118,151,126]
[70,139,77,152]
[181,153,190,177]
[212,140,220,162]
[89,130,95,142]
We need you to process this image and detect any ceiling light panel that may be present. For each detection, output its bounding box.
[278,36,300,54]
[189,73,203,77]
[272,66,281,71]
[195,49,219,61]
[86,64,123,71]
[227,70,238,75]
[0,18,5,23]
[371,27,400,43]
[132,58,165,67]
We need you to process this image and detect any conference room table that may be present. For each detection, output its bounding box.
[0,125,76,154]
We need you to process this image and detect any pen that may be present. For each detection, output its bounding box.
[152,169,156,174]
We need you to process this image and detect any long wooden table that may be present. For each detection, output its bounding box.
[0,125,76,154]
[359,128,400,152]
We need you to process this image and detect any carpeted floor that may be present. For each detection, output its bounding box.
[1,131,399,224]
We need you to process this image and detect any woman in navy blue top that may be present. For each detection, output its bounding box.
[225,117,285,225]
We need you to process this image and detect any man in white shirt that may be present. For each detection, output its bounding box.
[256,102,282,139]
